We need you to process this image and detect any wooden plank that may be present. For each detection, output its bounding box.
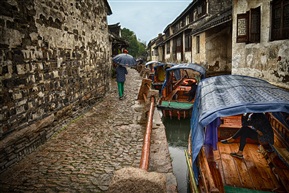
[213,144,225,184]
[199,147,219,192]
[209,162,224,193]
[239,144,263,190]
[205,145,224,193]
[273,167,289,192]
[217,142,242,187]
[219,115,242,129]
[246,144,278,191]
[165,88,179,101]
[229,143,255,189]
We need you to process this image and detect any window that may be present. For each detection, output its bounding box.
[154,48,158,56]
[182,18,186,27]
[166,42,170,54]
[176,36,182,53]
[196,36,200,54]
[237,13,248,42]
[194,1,207,20]
[185,32,192,52]
[189,12,194,23]
[165,31,170,38]
[186,16,190,25]
[271,0,289,40]
[236,7,260,43]
[250,7,261,42]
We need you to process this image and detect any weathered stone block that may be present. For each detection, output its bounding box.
[108,167,167,193]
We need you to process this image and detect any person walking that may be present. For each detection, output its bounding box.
[221,113,274,159]
[116,64,128,100]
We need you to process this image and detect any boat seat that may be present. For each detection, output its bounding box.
[166,86,191,101]
[219,115,242,129]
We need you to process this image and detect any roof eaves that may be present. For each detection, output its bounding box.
[191,7,232,36]
[104,0,112,15]
[163,0,199,32]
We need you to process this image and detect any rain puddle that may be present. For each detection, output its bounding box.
[162,116,191,193]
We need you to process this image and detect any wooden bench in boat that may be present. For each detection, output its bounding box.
[219,115,242,129]
[165,86,191,101]
[218,115,242,141]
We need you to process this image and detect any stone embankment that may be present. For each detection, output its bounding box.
[0,68,177,193]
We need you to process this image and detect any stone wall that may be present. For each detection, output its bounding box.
[232,0,289,89]
[0,0,112,173]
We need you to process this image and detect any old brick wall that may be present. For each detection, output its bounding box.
[0,0,112,172]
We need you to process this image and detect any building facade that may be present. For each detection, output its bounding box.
[232,0,289,89]
[150,0,232,76]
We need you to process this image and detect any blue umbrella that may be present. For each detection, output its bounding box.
[112,53,137,67]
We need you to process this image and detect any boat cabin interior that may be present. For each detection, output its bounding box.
[197,113,289,193]
[162,77,197,102]
[151,64,167,90]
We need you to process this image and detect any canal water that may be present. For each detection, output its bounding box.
[161,116,191,193]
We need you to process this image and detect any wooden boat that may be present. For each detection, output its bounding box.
[157,63,206,119]
[187,75,289,193]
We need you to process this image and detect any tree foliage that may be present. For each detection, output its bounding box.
[121,28,147,59]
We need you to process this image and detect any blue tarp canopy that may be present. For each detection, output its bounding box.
[166,63,206,79]
[161,63,206,91]
[190,75,289,168]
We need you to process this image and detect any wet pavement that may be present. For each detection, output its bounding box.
[0,68,176,192]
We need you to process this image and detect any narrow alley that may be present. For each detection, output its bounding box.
[0,68,176,193]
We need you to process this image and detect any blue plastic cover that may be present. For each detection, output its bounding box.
[166,63,206,79]
[161,63,206,91]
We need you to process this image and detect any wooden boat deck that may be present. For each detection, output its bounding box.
[213,142,281,192]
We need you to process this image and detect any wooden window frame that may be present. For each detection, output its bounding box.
[271,0,289,40]
[176,36,182,53]
[185,32,192,52]
[236,7,260,43]
[154,48,159,56]
[166,42,170,54]
[249,7,261,43]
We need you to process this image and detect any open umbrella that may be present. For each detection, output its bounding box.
[112,53,137,67]
[145,60,160,67]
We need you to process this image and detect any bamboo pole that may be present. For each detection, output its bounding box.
[185,149,199,193]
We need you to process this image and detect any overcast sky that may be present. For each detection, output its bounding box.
[107,0,192,44]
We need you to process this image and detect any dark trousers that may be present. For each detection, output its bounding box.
[232,126,258,151]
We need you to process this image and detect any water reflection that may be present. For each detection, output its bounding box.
[162,117,191,193]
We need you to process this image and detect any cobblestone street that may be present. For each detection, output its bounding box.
[0,68,176,193]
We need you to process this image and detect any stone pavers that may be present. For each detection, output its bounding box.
[0,68,177,193]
